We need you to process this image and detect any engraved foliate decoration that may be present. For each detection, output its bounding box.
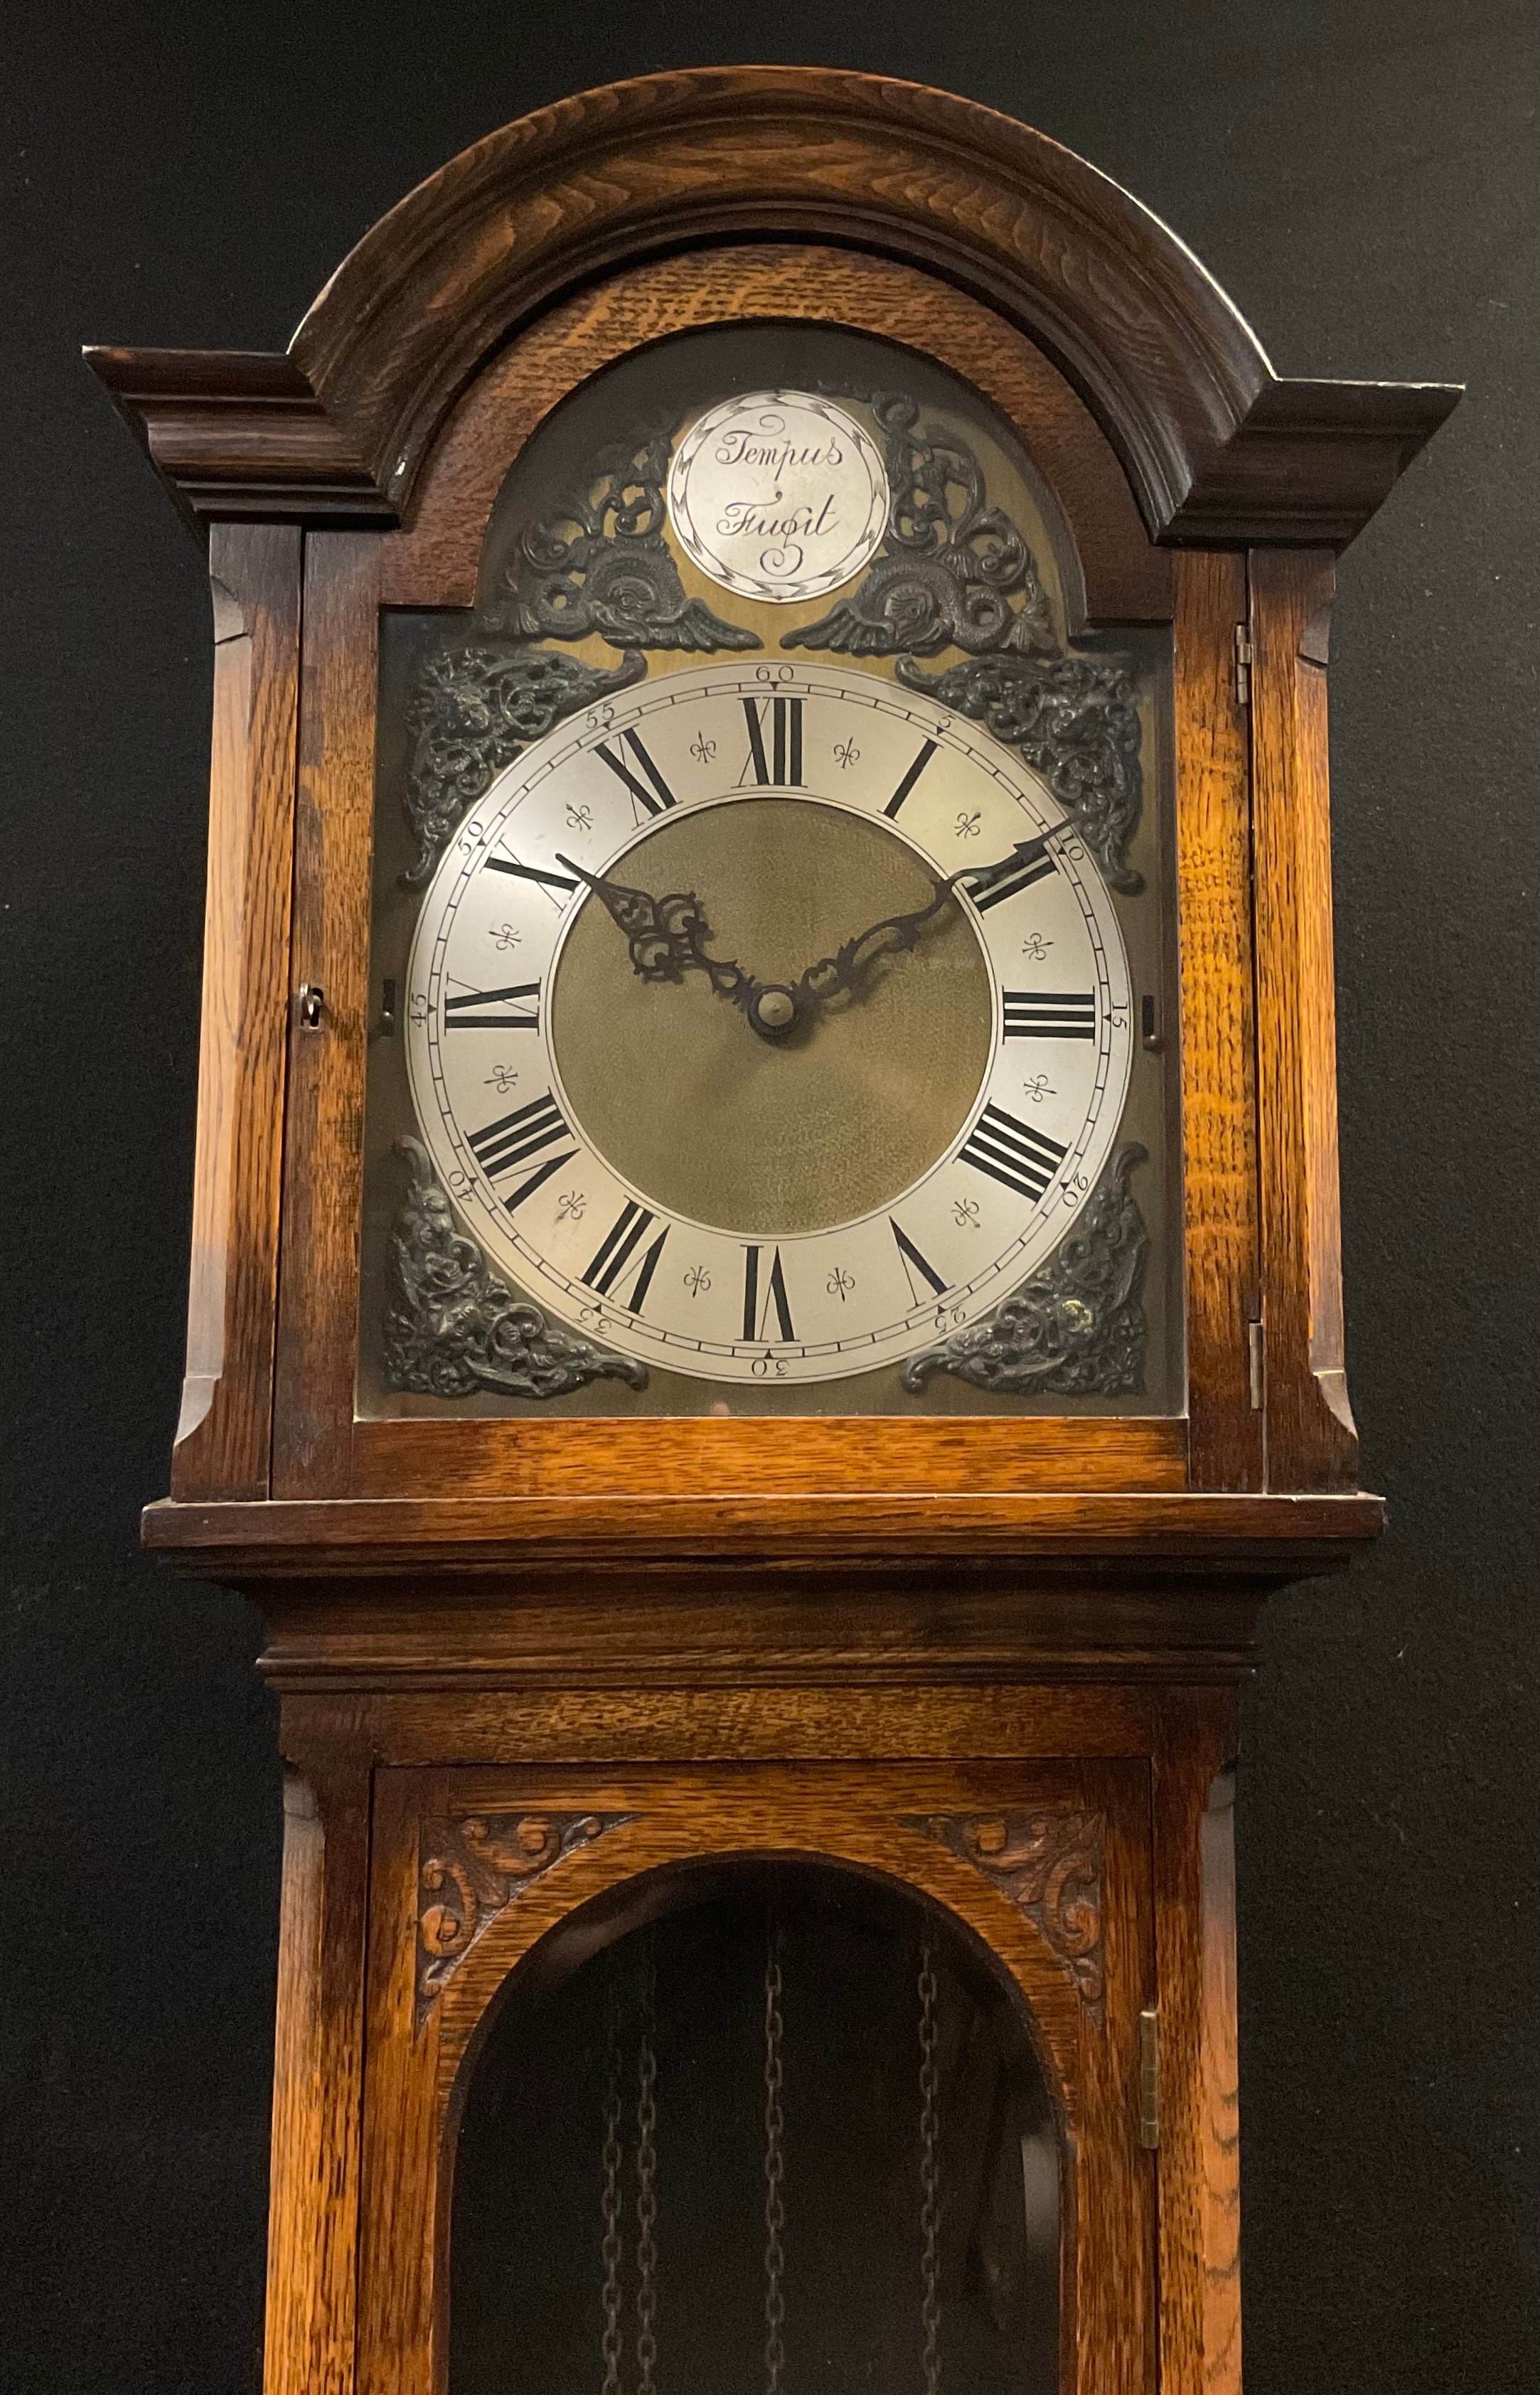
[383,1136,647,1399]
[902,1143,1148,1397]
[668,391,889,605]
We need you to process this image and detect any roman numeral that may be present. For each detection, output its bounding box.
[443,981,540,1031]
[582,1201,669,1313]
[740,697,803,788]
[883,738,938,817]
[483,855,579,898]
[595,730,678,820]
[1002,990,1096,1040]
[469,1092,575,1210]
[959,1104,1068,1203]
[967,838,1054,914]
[889,1218,948,1301]
[742,1243,795,1341]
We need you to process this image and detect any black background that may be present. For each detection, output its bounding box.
[2,4,1534,2389]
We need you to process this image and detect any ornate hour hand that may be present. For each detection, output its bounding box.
[788,839,1055,1020]
[555,854,793,1037]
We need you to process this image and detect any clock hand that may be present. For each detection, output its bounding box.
[788,838,1055,1018]
[555,855,795,1038]
[555,831,1056,1042]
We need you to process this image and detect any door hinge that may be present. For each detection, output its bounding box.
[1247,1314,1266,1411]
[1138,2005,1160,2150]
[1234,622,1253,708]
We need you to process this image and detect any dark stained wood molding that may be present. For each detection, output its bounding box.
[82,347,392,533]
[141,1488,1384,1581]
[85,67,1458,545]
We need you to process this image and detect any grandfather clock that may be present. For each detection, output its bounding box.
[90,68,1456,2395]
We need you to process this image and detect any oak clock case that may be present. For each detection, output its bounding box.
[89,58,1454,2395]
[361,327,1180,1419]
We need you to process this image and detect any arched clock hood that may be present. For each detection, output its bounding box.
[86,65,1456,545]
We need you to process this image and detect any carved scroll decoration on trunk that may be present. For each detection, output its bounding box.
[417,1811,635,2017]
[383,1137,647,1401]
[902,1143,1148,1398]
[904,1809,1106,2013]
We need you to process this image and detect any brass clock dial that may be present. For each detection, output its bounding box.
[405,662,1134,1385]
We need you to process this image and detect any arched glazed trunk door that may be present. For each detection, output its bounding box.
[357,1764,1154,2395]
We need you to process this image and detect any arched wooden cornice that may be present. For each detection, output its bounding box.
[86,65,1458,545]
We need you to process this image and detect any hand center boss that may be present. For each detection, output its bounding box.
[552,838,1052,1042]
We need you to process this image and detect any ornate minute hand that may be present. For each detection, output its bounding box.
[788,838,1056,1020]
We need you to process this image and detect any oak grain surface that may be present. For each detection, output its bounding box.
[1173,552,1263,1491]
[1248,550,1359,1490]
[272,535,380,1496]
[263,1754,372,2395]
[171,522,301,1501]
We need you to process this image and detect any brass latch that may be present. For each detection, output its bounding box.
[1138,2005,1160,2150]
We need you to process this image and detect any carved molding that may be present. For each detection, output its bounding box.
[897,652,1144,892]
[418,1810,634,2014]
[496,422,759,654]
[89,71,1458,545]
[382,1137,647,1400]
[903,1142,1148,1398]
[784,392,1055,660]
[402,639,646,886]
[904,1809,1105,2011]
